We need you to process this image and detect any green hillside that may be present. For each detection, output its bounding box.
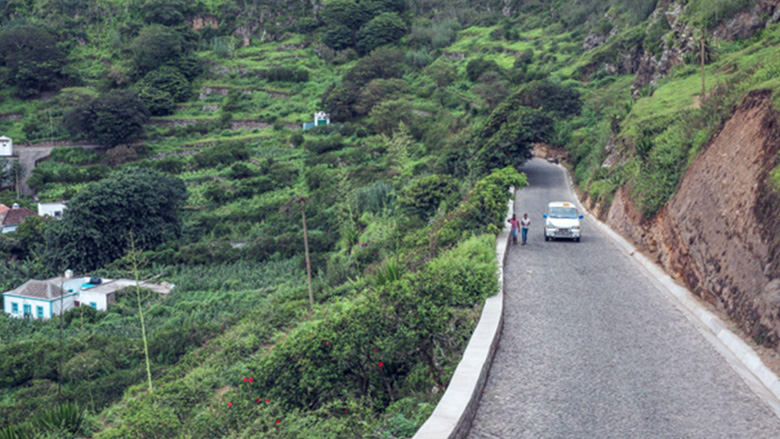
[1,0,779,437]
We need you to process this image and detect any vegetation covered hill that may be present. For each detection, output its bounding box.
[0,0,779,437]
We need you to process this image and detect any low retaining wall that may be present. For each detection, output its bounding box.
[412,187,515,439]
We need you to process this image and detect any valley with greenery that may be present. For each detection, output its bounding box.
[1,0,779,437]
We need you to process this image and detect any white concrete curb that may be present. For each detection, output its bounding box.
[560,163,780,417]
[413,187,515,439]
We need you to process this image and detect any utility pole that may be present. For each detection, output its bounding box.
[58,269,71,405]
[281,196,314,308]
[301,201,314,308]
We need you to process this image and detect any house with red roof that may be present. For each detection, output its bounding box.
[0,203,36,233]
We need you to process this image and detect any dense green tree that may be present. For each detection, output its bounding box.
[320,0,370,30]
[142,0,193,26]
[43,168,187,273]
[475,105,554,172]
[323,24,355,50]
[508,79,582,119]
[0,24,68,97]
[63,90,150,146]
[398,174,458,220]
[466,58,501,82]
[136,66,190,115]
[130,25,185,77]
[356,12,407,54]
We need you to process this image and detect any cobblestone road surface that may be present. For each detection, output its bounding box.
[466,159,780,439]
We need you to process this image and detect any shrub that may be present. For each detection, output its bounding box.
[303,134,345,154]
[63,90,150,147]
[397,174,458,220]
[466,58,500,82]
[261,66,310,83]
[130,25,185,76]
[356,12,407,54]
[192,143,250,168]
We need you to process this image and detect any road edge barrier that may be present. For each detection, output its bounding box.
[412,187,515,439]
[560,163,780,416]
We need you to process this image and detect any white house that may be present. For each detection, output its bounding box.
[0,136,12,157]
[2,280,78,319]
[38,202,67,219]
[3,276,175,319]
[302,112,331,130]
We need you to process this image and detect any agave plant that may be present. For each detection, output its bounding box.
[32,402,83,435]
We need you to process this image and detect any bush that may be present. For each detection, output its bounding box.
[397,174,457,220]
[192,143,250,168]
[130,25,185,76]
[466,58,500,82]
[303,134,345,154]
[356,12,407,54]
[63,90,150,147]
[261,66,310,83]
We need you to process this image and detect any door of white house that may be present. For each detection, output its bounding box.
[23,304,31,317]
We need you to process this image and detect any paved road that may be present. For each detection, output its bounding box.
[467,159,780,439]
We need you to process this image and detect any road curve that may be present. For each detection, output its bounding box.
[466,159,780,438]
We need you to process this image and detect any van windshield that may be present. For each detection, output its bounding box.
[549,207,579,219]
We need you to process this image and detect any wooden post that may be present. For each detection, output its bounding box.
[302,202,314,307]
[302,202,314,308]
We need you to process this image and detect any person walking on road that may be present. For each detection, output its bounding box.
[520,213,530,245]
[509,214,520,245]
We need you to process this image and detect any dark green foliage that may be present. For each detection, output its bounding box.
[49,147,99,165]
[509,80,582,119]
[303,133,345,154]
[0,24,68,98]
[43,168,186,273]
[138,66,191,102]
[137,86,175,116]
[63,90,150,147]
[475,105,554,172]
[343,48,405,86]
[324,25,356,50]
[260,66,310,83]
[131,25,185,76]
[192,142,250,168]
[356,12,407,54]
[466,58,500,82]
[398,174,458,220]
[320,0,370,30]
[142,0,193,26]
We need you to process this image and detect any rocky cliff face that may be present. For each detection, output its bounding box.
[601,89,780,348]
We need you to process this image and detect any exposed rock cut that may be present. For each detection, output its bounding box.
[603,90,780,348]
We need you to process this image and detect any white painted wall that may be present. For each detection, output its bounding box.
[3,294,76,319]
[0,136,12,157]
[78,290,111,311]
[38,202,67,218]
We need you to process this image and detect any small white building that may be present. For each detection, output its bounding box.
[3,276,175,319]
[302,112,331,130]
[38,202,67,219]
[2,280,78,319]
[0,136,12,157]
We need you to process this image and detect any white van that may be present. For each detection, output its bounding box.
[543,201,583,242]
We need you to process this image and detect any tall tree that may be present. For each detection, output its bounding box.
[43,168,187,273]
[0,24,68,97]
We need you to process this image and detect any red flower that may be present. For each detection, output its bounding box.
[373,348,377,352]
[325,341,330,346]
[257,398,261,403]
[228,402,233,407]
[249,377,254,383]
[243,377,248,382]
[265,399,270,403]
[378,361,383,367]
[344,409,349,414]
[276,419,282,425]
